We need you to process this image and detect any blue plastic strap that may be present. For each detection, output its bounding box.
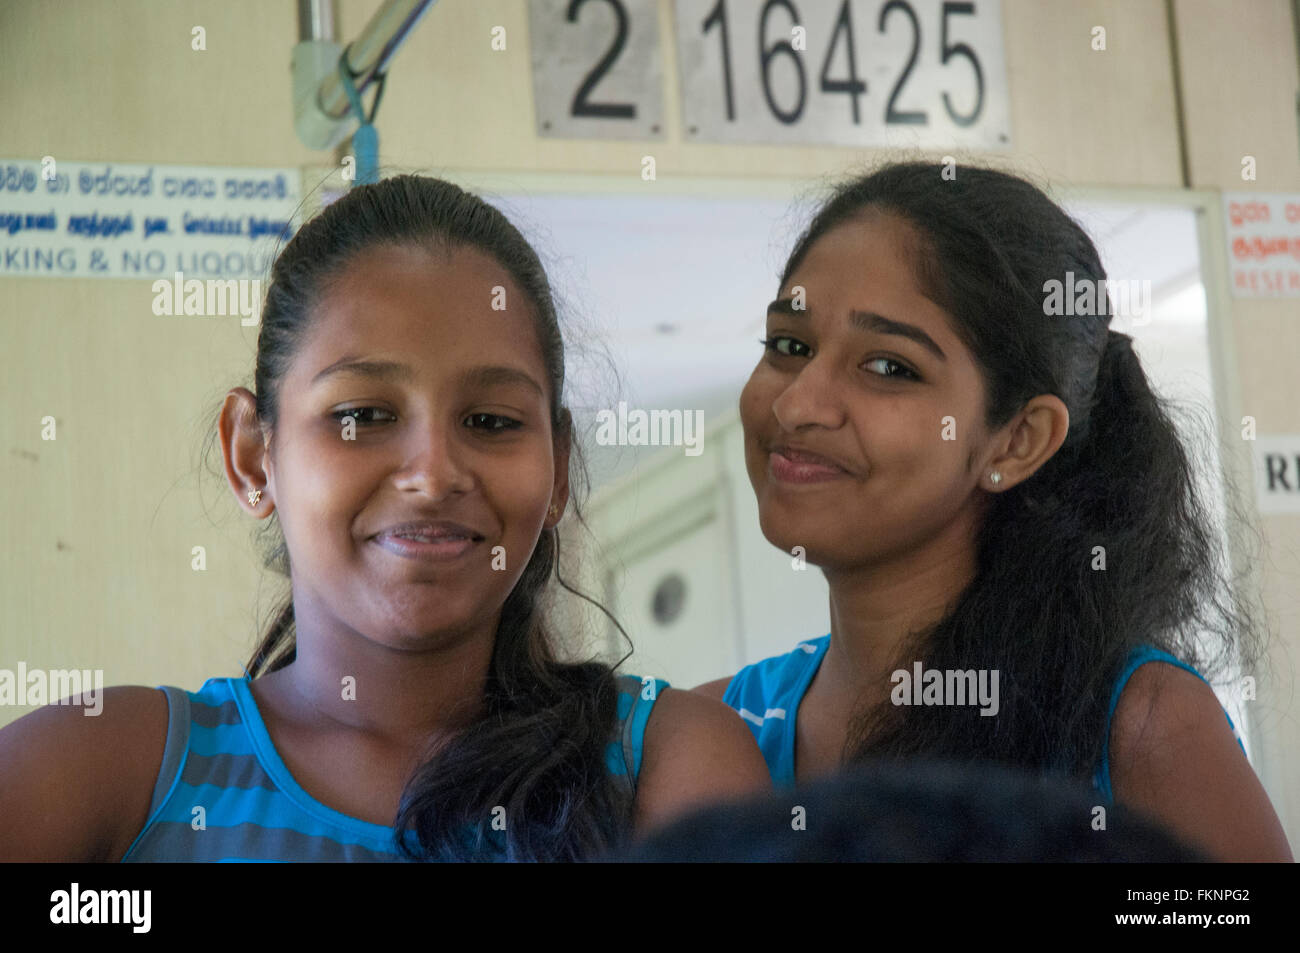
[337,45,386,186]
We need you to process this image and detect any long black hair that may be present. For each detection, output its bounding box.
[779,160,1265,780]
[231,174,632,860]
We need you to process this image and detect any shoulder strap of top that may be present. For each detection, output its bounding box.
[146,685,191,818]
[1096,646,1244,803]
[121,685,192,860]
[609,674,670,799]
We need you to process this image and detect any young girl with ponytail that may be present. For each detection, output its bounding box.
[697,160,1291,861]
[0,175,767,862]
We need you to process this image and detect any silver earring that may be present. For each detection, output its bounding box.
[989,471,1002,486]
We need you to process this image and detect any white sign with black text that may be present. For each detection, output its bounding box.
[529,0,666,140]
[674,0,1010,148]
[528,0,1010,148]
[1252,435,1300,514]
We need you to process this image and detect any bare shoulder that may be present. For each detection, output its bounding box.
[0,685,168,861]
[691,675,734,701]
[1110,661,1293,861]
[633,686,769,836]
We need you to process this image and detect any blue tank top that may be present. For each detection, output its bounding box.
[722,635,1244,800]
[122,672,668,861]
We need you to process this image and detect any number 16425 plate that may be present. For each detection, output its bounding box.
[674,0,1011,149]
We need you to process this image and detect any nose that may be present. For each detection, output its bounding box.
[770,354,847,433]
[391,415,475,500]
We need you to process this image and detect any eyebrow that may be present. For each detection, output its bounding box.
[311,357,414,385]
[460,365,546,398]
[311,357,546,396]
[767,298,948,363]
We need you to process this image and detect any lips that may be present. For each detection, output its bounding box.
[767,443,855,485]
[372,520,485,543]
[764,447,857,475]
[371,520,486,563]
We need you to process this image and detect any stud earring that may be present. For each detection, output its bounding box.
[989,471,1002,486]
[548,503,559,519]
[247,488,262,506]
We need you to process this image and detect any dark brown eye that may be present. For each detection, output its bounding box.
[760,336,810,357]
[465,413,522,431]
[863,357,919,380]
[332,407,395,424]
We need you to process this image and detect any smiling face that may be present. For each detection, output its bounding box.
[259,243,567,651]
[740,210,998,571]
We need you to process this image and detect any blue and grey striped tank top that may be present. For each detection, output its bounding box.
[122,672,668,861]
[723,635,1244,799]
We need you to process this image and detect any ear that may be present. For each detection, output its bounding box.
[982,394,1070,492]
[547,408,573,526]
[219,387,274,516]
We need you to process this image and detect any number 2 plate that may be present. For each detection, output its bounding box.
[530,0,666,140]
[674,0,1011,148]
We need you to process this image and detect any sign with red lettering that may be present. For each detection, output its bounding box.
[1223,192,1300,297]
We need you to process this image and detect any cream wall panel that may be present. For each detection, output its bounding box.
[1,278,269,713]
[999,0,1183,185]
[2,1,317,166]
[1176,0,1300,192]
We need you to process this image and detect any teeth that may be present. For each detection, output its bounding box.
[396,534,465,542]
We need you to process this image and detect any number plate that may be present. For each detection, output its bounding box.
[530,0,666,140]
[674,0,1010,148]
